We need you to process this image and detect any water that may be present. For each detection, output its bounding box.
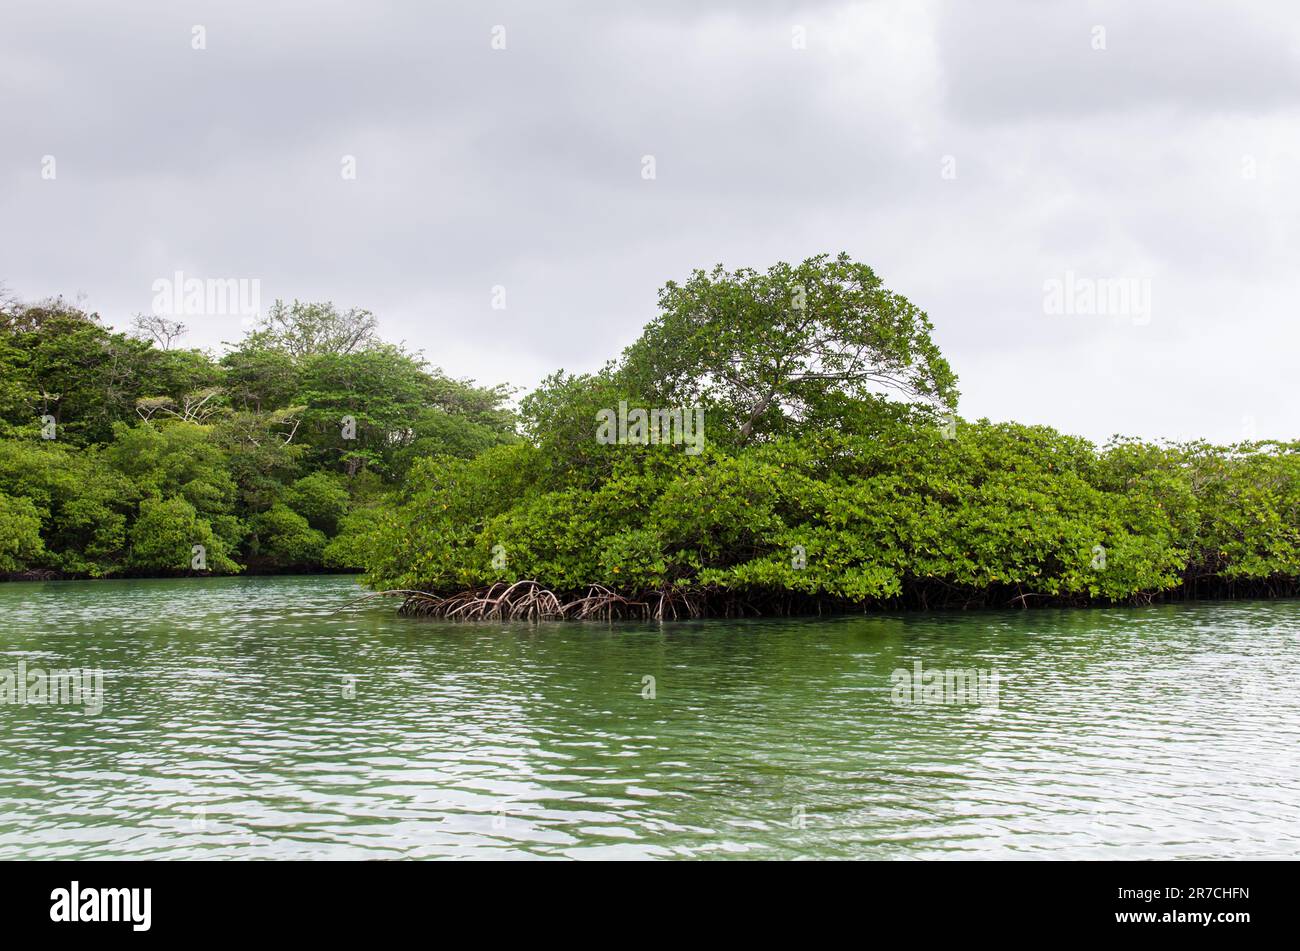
[1,574,1297,859]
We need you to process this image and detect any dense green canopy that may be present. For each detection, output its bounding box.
[356,412,1300,611]
[357,254,1300,611]
[0,296,516,576]
[4,256,1300,612]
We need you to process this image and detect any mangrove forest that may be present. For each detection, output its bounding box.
[3,255,1299,617]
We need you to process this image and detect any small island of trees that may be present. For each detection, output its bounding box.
[2,255,1299,618]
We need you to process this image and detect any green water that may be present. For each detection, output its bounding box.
[1,574,1297,859]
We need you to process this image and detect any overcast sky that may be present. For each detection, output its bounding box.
[3,0,1298,444]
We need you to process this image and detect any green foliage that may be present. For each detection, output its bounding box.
[0,438,133,576]
[0,337,35,427]
[251,299,378,359]
[389,406,518,480]
[518,368,633,485]
[323,506,387,570]
[253,253,1300,608]
[0,295,515,578]
[284,472,350,535]
[296,344,435,476]
[4,304,153,444]
[355,412,1300,608]
[620,252,959,446]
[350,419,1118,599]
[0,493,45,572]
[129,497,240,574]
[249,504,327,569]
[219,345,299,412]
[1098,438,1300,584]
[104,422,237,521]
[135,347,224,405]
[6,259,1300,612]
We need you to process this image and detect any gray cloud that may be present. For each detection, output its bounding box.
[938,0,1300,121]
[2,0,1298,443]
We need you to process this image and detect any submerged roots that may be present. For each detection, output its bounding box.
[386,580,708,622]
[357,574,1300,621]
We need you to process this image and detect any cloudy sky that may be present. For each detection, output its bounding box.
[3,0,1298,444]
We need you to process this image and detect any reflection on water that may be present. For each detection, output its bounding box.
[0,575,1297,859]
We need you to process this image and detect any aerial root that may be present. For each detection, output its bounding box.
[559,585,650,621]
[373,580,671,621]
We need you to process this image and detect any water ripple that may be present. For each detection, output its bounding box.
[0,576,1297,858]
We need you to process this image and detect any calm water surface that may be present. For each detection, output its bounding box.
[1,575,1297,859]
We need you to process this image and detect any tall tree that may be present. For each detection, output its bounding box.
[4,303,153,444]
[130,313,188,350]
[253,300,378,358]
[620,252,958,445]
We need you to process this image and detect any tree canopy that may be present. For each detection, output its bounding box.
[349,254,1300,613]
[5,256,1300,615]
[0,294,516,577]
[621,252,958,445]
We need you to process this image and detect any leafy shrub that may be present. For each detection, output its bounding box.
[250,504,327,569]
[284,472,350,535]
[0,493,45,573]
[129,497,240,574]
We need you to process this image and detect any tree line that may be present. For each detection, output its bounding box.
[0,293,515,577]
[4,256,1300,615]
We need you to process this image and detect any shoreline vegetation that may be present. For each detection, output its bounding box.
[5,255,1300,617]
[376,576,1300,621]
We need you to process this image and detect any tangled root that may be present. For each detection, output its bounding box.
[649,585,706,621]
[559,585,650,621]
[373,580,710,622]
[351,579,759,623]
[395,580,569,621]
